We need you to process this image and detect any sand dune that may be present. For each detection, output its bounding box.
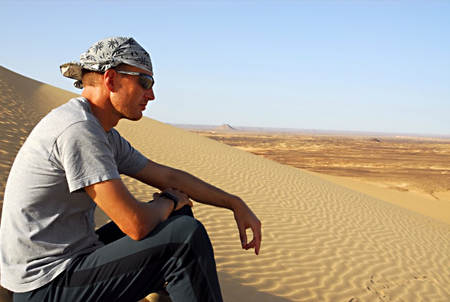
[1,65,449,301]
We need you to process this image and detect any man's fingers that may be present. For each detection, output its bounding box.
[249,229,261,255]
[187,199,194,207]
[253,233,261,255]
[243,228,261,255]
[238,224,248,248]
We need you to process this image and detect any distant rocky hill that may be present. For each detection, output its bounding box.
[215,124,236,131]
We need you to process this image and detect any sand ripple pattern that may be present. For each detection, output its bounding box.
[116,118,450,302]
[1,66,449,301]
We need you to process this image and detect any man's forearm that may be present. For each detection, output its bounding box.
[165,168,241,210]
[132,160,241,211]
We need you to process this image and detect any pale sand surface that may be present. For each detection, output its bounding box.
[1,65,450,301]
[305,172,450,225]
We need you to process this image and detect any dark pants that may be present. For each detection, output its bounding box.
[14,206,223,302]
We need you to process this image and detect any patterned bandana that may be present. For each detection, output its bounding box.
[60,37,153,89]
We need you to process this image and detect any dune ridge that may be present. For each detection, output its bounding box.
[1,65,450,301]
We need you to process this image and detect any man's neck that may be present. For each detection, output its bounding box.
[81,88,119,132]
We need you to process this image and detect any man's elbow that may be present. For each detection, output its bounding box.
[128,232,145,241]
[123,224,151,241]
[127,228,148,241]
[117,207,162,241]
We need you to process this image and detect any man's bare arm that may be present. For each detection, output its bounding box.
[131,160,262,254]
[85,179,192,241]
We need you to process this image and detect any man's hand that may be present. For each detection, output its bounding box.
[232,199,262,255]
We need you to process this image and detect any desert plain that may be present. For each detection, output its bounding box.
[188,128,450,225]
[1,65,450,302]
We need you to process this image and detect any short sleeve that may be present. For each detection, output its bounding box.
[107,128,148,176]
[55,121,121,192]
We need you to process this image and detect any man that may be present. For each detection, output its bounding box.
[0,37,261,302]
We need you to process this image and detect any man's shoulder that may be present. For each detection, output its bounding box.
[25,97,103,149]
[39,98,100,133]
[51,97,94,123]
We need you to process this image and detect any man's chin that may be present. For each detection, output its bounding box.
[122,113,143,122]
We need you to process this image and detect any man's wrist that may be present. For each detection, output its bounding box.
[228,195,246,212]
[159,192,179,212]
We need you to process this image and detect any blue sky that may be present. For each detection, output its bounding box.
[1,1,449,136]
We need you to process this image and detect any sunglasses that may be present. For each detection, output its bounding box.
[116,71,155,90]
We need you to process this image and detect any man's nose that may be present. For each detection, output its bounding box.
[145,88,155,101]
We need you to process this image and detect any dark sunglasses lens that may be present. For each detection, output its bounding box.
[138,76,154,90]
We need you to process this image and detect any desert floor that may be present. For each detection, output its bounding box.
[189,129,450,225]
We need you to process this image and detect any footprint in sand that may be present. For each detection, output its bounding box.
[414,276,437,283]
[389,276,409,287]
[366,276,389,294]
[365,276,392,302]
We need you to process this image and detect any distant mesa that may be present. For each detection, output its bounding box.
[215,124,236,131]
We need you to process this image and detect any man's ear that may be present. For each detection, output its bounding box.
[104,69,117,92]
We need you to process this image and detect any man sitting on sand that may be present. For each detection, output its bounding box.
[0,36,261,302]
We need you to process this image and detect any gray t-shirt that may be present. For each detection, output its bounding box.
[0,97,148,292]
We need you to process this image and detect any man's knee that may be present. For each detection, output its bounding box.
[170,215,203,235]
[169,204,194,218]
[169,215,210,246]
